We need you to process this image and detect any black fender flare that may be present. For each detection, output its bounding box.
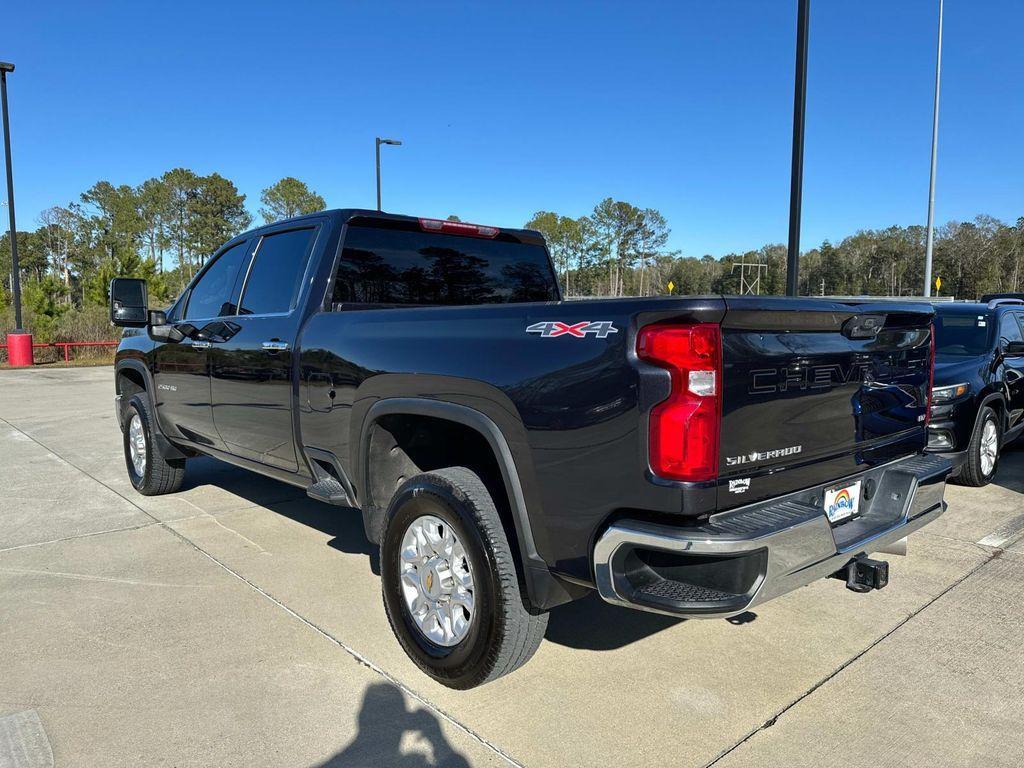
[356,397,575,610]
[114,358,157,423]
[114,358,189,462]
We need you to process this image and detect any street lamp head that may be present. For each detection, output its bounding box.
[0,62,14,74]
[378,138,402,146]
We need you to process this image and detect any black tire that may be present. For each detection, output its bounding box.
[123,393,186,495]
[956,406,1000,487]
[380,467,548,689]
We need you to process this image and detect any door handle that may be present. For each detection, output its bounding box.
[262,340,289,352]
[191,340,211,349]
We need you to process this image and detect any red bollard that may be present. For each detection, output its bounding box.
[6,332,33,367]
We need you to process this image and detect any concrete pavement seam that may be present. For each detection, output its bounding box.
[0,520,177,555]
[0,416,525,768]
[701,548,1004,768]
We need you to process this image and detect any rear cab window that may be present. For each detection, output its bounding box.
[331,218,559,307]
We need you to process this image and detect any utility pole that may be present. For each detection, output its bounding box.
[0,61,21,330]
[923,0,943,297]
[375,137,402,211]
[786,0,811,296]
[786,0,810,297]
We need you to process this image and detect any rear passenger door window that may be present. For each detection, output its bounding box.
[237,228,318,315]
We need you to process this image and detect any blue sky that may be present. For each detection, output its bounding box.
[5,0,1022,257]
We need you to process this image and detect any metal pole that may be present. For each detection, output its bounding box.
[786,0,810,297]
[0,66,21,330]
[375,138,382,211]
[923,0,943,297]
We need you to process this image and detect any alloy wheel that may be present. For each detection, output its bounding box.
[399,514,475,647]
[128,413,147,477]
[980,419,998,476]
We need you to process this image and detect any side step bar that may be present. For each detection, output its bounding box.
[304,447,357,507]
[306,476,352,506]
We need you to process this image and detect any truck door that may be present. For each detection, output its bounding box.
[152,239,252,448]
[209,224,320,472]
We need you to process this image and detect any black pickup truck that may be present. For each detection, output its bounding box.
[110,209,950,689]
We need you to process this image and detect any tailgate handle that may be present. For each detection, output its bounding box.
[842,314,885,339]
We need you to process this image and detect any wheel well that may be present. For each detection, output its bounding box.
[365,413,523,581]
[981,396,1006,431]
[116,367,147,421]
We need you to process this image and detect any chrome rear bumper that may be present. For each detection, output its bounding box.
[593,454,951,618]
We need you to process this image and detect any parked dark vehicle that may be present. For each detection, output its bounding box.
[110,209,950,688]
[927,299,1024,485]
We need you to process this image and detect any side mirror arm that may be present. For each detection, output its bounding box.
[150,323,185,343]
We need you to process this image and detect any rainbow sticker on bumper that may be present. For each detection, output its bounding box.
[824,479,862,523]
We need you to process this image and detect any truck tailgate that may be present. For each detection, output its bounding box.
[718,297,933,510]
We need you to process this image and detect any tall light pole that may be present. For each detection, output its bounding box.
[923,0,944,297]
[375,137,402,211]
[786,0,810,297]
[0,61,21,330]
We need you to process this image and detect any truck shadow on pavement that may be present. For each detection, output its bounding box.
[545,595,757,651]
[179,457,756,650]
[181,457,382,572]
[990,443,1024,494]
[314,682,470,768]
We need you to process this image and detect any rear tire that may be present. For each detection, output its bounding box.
[956,406,1000,487]
[123,393,186,496]
[380,467,547,689]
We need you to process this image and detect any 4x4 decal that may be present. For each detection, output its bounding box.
[526,321,619,339]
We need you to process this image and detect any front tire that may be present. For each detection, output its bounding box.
[123,393,186,495]
[957,406,1000,487]
[380,467,547,689]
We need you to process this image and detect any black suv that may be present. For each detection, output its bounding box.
[928,299,1024,485]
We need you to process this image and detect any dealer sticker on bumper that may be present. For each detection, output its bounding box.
[824,480,862,523]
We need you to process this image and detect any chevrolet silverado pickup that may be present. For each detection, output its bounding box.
[109,209,950,689]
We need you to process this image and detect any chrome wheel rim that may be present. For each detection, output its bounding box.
[980,420,998,476]
[399,514,475,647]
[128,413,147,477]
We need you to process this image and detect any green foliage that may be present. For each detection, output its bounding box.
[3,168,1023,347]
[20,276,68,341]
[524,203,1024,300]
[189,173,252,260]
[259,177,326,223]
[1,166,260,339]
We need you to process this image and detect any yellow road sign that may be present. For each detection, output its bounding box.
[935,276,942,292]
[667,281,675,294]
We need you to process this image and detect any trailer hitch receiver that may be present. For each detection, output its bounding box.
[831,556,889,593]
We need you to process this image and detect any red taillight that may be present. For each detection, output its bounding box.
[925,322,936,425]
[418,218,500,238]
[637,323,722,482]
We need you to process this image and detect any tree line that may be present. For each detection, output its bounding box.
[2,167,1022,344]
[528,201,1024,300]
[0,171,324,340]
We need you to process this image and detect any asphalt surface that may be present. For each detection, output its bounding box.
[1,366,1022,768]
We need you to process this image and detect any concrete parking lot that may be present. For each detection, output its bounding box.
[2,366,1023,768]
